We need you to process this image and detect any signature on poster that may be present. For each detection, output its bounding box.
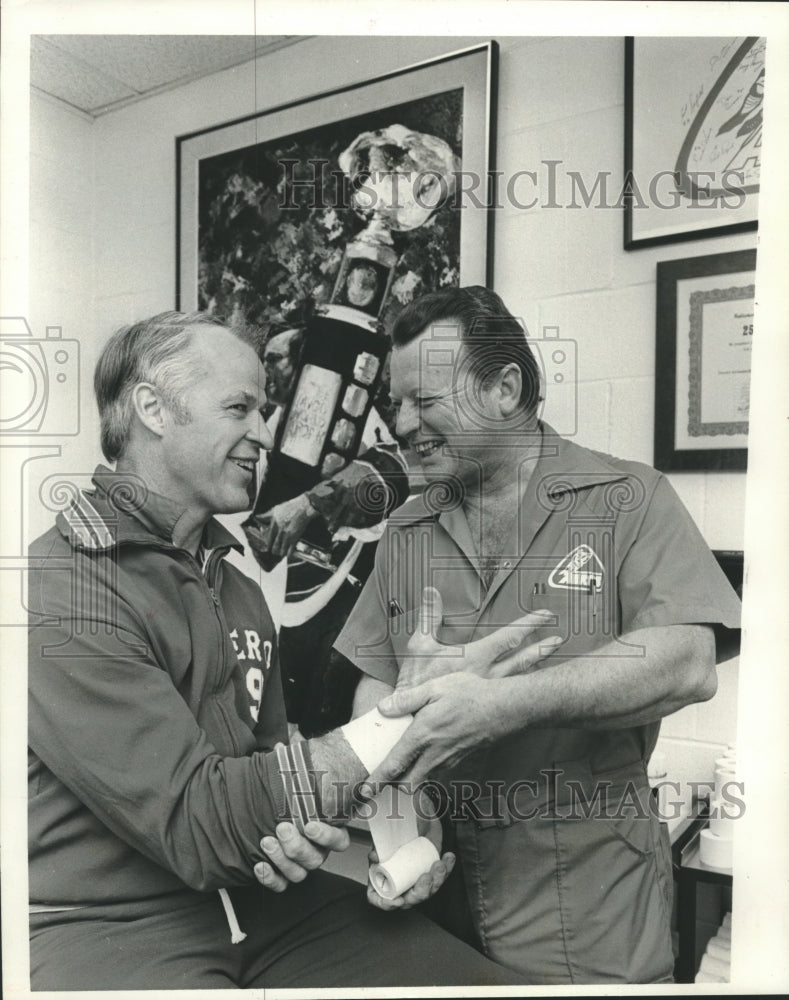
[675,36,765,200]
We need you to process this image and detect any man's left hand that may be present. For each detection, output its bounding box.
[397,586,561,688]
[371,673,507,786]
[366,848,455,911]
[254,820,350,892]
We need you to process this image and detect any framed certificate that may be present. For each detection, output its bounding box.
[654,249,756,471]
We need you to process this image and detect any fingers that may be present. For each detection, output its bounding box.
[259,823,325,884]
[470,609,555,666]
[378,682,434,719]
[488,634,564,678]
[416,586,443,641]
[254,859,288,892]
[365,846,402,911]
[301,820,351,853]
[366,853,456,911]
[366,880,405,910]
[401,852,455,907]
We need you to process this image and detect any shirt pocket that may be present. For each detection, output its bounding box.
[389,604,484,667]
[389,606,420,665]
[528,586,612,659]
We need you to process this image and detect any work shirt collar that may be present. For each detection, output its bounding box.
[56,464,244,554]
[398,423,626,526]
[397,423,627,606]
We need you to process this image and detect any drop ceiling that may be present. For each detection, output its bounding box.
[30,34,306,117]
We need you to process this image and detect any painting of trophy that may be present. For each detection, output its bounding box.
[241,123,460,734]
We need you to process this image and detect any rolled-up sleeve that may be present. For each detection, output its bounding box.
[617,475,741,658]
[333,535,400,686]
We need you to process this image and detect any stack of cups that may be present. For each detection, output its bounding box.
[695,911,732,983]
[700,745,737,870]
[714,745,737,797]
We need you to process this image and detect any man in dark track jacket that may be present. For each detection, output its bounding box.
[27,311,521,990]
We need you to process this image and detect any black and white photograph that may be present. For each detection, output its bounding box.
[1,1,788,995]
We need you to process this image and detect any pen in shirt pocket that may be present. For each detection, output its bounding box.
[388,598,405,618]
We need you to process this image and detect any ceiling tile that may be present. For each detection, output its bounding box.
[31,37,137,112]
[36,35,296,100]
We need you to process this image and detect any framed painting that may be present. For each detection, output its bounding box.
[625,36,764,249]
[177,42,497,331]
[654,249,756,472]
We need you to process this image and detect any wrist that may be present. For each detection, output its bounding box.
[491,674,536,734]
[308,729,369,822]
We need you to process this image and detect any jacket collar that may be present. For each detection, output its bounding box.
[55,465,244,554]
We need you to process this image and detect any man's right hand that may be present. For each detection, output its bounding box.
[397,586,562,688]
[254,820,350,892]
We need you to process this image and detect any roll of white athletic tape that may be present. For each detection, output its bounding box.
[714,763,737,801]
[364,784,419,862]
[343,711,439,901]
[369,837,440,900]
[699,828,733,870]
[341,708,413,775]
[709,798,736,840]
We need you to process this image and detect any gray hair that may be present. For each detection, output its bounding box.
[94,311,242,463]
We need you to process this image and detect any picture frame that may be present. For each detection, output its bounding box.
[624,36,764,250]
[654,249,756,472]
[712,550,745,603]
[176,42,497,327]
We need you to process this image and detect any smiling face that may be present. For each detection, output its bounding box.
[157,326,273,520]
[390,320,502,487]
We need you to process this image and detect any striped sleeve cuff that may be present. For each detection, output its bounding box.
[275,741,319,833]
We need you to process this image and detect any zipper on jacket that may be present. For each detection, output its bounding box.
[199,546,242,756]
[205,549,225,609]
[119,537,242,750]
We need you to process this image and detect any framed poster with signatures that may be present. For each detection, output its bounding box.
[625,36,765,249]
[654,249,756,472]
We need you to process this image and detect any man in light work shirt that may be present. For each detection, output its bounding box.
[335,286,742,984]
